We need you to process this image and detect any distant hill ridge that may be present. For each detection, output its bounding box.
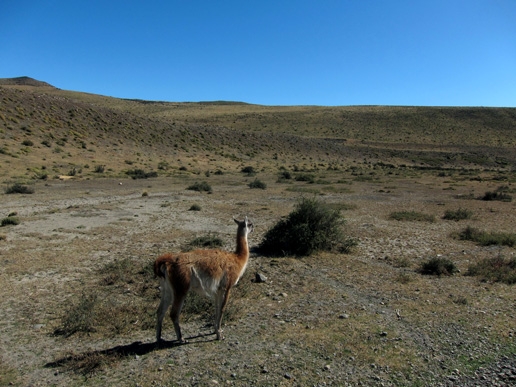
[0,76,56,88]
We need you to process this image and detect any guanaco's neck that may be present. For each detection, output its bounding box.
[235,231,249,259]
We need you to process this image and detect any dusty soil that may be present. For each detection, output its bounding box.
[0,171,515,386]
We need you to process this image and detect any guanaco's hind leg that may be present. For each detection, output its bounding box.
[156,281,173,343]
[214,289,231,340]
[170,295,187,343]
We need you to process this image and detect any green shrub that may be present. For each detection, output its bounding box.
[466,255,516,284]
[277,171,292,181]
[419,256,458,276]
[189,204,201,211]
[94,165,105,173]
[443,208,473,221]
[126,169,158,179]
[1,217,19,227]
[241,166,255,176]
[187,181,212,193]
[186,234,224,250]
[249,178,267,189]
[480,186,512,202]
[295,173,315,183]
[457,226,516,247]
[5,183,34,194]
[258,197,353,256]
[22,139,34,146]
[389,211,435,222]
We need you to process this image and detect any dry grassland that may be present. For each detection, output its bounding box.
[0,169,515,386]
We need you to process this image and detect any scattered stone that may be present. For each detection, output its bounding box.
[254,272,267,283]
[324,364,331,371]
[339,314,350,319]
[284,373,292,380]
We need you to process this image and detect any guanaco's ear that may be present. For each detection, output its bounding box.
[234,217,240,225]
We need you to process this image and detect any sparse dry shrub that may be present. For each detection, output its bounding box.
[466,254,516,284]
[295,173,315,183]
[456,226,516,247]
[277,170,292,181]
[94,164,105,173]
[126,169,157,179]
[54,293,98,337]
[1,217,19,227]
[419,256,458,276]
[443,208,473,221]
[395,272,413,284]
[249,178,267,189]
[389,211,435,222]
[187,181,212,193]
[5,183,34,194]
[480,186,512,202]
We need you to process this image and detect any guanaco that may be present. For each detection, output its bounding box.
[154,217,253,343]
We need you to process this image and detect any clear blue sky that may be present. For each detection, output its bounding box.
[1,1,515,106]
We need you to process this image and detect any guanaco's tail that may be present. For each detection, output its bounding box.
[154,253,174,278]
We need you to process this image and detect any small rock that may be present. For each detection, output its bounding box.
[339,314,350,319]
[254,272,267,283]
[284,373,292,380]
[379,331,388,337]
[324,364,331,371]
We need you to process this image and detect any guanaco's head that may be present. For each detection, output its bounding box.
[235,216,254,237]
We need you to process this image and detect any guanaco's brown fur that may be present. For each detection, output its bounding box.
[155,217,253,343]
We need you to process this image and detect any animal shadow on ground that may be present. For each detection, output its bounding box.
[44,333,215,375]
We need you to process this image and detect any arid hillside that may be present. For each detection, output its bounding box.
[1,77,515,182]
